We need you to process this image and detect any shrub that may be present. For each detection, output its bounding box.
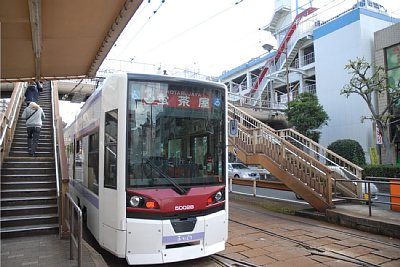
[327,139,366,166]
[362,164,400,179]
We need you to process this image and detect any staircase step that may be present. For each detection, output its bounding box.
[8,151,54,157]
[1,172,55,179]
[1,196,58,206]
[0,213,59,228]
[10,140,53,146]
[1,181,56,189]
[2,159,54,166]
[1,168,56,175]
[1,188,57,198]
[1,204,58,217]
[0,224,59,238]
[9,147,54,153]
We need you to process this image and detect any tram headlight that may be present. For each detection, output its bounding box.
[129,196,142,207]
[215,191,223,201]
[207,191,225,205]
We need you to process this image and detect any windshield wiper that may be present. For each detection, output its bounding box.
[145,158,187,195]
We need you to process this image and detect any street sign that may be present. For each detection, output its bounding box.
[229,119,238,137]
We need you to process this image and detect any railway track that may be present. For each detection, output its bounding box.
[229,203,400,267]
[229,218,379,267]
[231,204,400,250]
[211,254,261,267]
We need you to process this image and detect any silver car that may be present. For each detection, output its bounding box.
[228,163,260,180]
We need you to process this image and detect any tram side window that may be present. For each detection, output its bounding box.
[88,132,99,194]
[104,109,118,189]
[75,139,83,182]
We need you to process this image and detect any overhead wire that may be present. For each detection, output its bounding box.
[133,0,246,57]
[115,0,167,58]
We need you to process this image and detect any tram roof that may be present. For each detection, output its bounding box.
[0,0,143,82]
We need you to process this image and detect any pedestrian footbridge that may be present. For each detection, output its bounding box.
[228,103,364,212]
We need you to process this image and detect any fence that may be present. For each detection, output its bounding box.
[333,177,400,216]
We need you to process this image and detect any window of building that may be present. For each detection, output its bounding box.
[386,44,400,89]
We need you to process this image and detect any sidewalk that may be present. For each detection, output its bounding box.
[1,234,107,267]
[293,200,400,239]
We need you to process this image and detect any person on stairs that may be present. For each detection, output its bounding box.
[24,81,40,105]
[21,102,45,157]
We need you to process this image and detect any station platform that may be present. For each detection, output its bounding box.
[0,234,107,267]
[1,194,399,267]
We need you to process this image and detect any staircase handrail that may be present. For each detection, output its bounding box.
[277,128,363,178]
[285,135,354,175]
[229,112,334,207]
[51,82,61,199]
[228,102,277,132]
[0,82,25,164]
[228,103,363,178]
[229,103,361,201]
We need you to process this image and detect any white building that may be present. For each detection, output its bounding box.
[220,0,399,162]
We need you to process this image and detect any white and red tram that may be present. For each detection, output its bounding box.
[64,73,228,265]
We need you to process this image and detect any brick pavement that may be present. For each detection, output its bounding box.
[225,198,400,267]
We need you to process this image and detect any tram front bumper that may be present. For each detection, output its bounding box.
[125,210,227,265]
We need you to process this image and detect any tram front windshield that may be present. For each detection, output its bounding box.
[127,80,225,189]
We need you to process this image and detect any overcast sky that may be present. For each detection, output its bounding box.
[101,0,400,77]
[62,0,400,125]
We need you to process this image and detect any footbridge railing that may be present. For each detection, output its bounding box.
[228,103,364,209]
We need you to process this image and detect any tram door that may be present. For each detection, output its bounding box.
[100,109,126,256]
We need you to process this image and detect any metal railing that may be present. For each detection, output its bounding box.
[334,177,400,216]
[64,192,82,267]
[303,52,315,66]
[227,92,287,110]
[303,84,316,95]
[276,128,364,179]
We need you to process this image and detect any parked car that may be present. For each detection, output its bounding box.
[247,165,274,180]
[228,163,260,180]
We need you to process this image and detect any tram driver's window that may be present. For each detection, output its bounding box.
[104,109,118,189]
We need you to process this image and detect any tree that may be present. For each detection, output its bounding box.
[328,139,366,166]
[285,92,329,142]
[341,57,400,164]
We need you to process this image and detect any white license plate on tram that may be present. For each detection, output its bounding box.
[162,232,204,245]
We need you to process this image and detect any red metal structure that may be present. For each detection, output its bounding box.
[249,7,318,96]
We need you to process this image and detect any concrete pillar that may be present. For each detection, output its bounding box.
[298,48,304,68]
[247,71,252,92]
[299,75,305,94]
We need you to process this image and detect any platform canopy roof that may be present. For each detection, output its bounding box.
[0,0,143,82]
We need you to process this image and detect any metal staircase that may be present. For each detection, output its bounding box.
[0,82,59,238]
[228,103,362,212]
[249,7,318,101]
